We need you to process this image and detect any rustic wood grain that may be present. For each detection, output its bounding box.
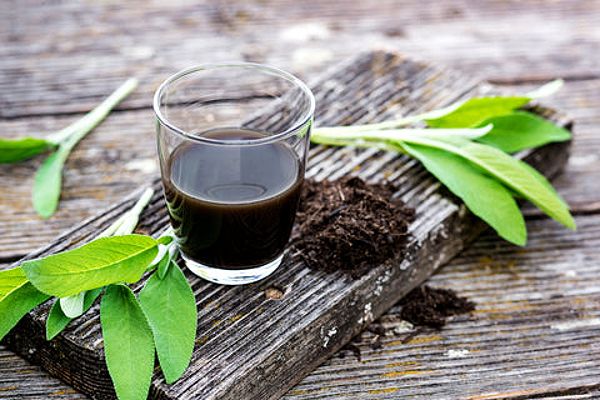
[0,345,86,399]
[285,214,600,400]
[1,51,572,400]
[1,0,600,118]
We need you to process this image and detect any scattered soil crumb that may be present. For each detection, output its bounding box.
[293,177,415,278]
[339,343,362,362]
[397,285,476,329]
[341,285,476,359]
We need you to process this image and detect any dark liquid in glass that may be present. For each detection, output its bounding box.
[163,128,303,269]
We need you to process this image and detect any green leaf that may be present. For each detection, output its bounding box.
[46,288,103,340]
[59,291,86,318]
[476,111,571,153]
[31,78,139,219]
[0,268,50,341]
[156,251,172,280]
[517,158,570,209]
[22,235,159,297]
[32,149,68,219]
[316,81,563,134]
[400,136,575,229]
[0,137,54,163]
[101,284,155,400]
[400,142,526,245]
[0,283,50,341]
[0,267,28,301]
[158,235,173,246]
[139,262,197,384]
[425,96,531,128]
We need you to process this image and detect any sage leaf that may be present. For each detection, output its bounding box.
[32,149,68,219]
[156,250,172,280]
[400,142,526,245]
[476,111,571,153]
[317,80,561,134]
[101,284,155,400]
[59,291,86,318]
[425,96,531,128]
[46,288,103,340]
[139,262,197,384]
[22,234,159,297]
[0,137,54,164]
[31,78,139,219]
[0,283,50,341]
[0,268,50,340]
[401,136,575,229]
[0,267,28,301]
[152,230,177,279]
[517,158,569,209]
[158,235,174,246]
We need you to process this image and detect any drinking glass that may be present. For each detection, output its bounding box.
[154,63,315,285]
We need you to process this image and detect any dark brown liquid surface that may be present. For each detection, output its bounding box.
[164,128,303,269]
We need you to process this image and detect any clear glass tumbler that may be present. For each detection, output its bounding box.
[154,63,314,285]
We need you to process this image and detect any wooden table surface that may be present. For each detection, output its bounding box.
[1,1,599,398]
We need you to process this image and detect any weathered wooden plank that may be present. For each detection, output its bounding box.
[2,51,571,400]
[1,0,599,117]
[285,213,600,399]
[0,345,86,399]
[2,78,598,261]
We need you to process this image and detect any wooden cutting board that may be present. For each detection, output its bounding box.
[3,51,572,400]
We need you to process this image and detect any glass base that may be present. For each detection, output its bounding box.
[182,254,283,285]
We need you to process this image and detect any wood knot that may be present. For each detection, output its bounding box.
[265,286,285,300]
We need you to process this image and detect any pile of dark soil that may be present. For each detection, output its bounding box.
[397,285,476,329]
[293,177,415,278]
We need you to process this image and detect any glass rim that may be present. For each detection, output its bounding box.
[153,62,315,146]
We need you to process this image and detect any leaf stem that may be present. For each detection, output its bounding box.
[98,187,154,238]
[312,125,492,144]
[314,103,460,134]
[47,78,138,146]
[526,79,564,99]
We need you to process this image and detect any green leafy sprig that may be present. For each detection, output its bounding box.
[311,80,574,246]
[0,189,197,400]
[0,78,138,218]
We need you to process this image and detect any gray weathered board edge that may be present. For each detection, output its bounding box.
[2,51,572,400]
